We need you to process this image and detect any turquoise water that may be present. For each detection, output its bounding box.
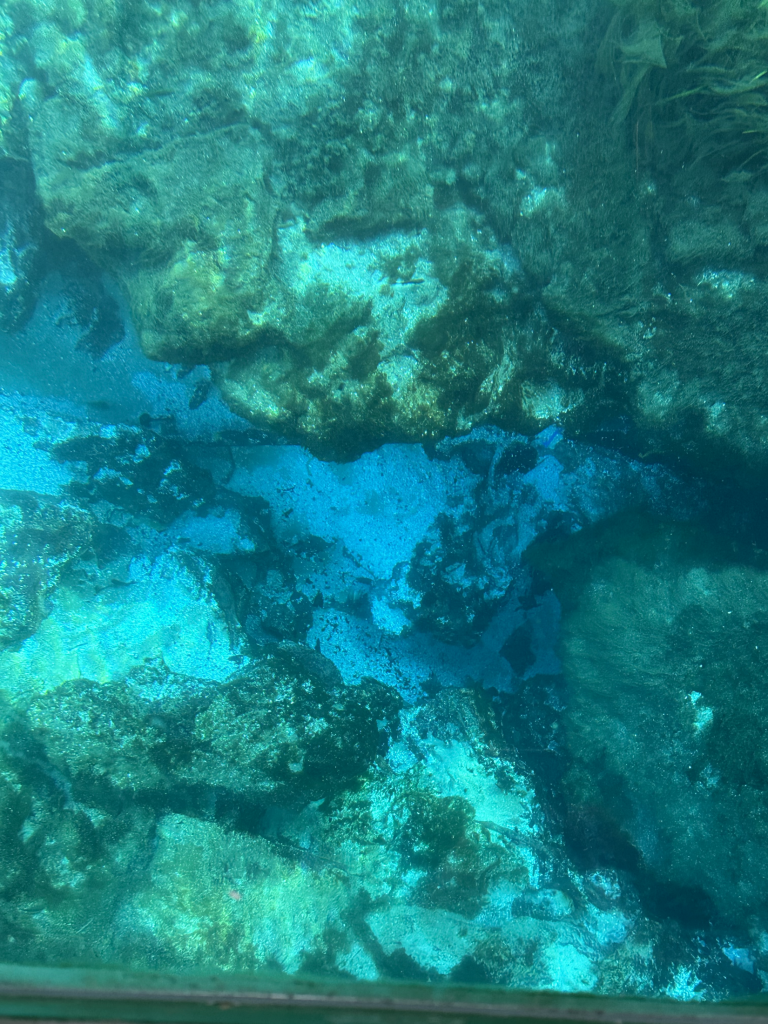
[1,0,768,1001]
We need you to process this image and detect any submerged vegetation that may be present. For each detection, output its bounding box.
[599,0,768,178]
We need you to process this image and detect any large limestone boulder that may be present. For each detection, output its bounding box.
[5,0,768,474]
[2,0,609,459]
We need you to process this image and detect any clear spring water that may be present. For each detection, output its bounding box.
[2,0,768,1002]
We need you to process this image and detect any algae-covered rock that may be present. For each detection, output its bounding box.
[496,130,768,483]
[33,118,281,364]
[4,0,615,459]
[0,491,91,648]
[0,644,721,991]
[7,0,768,474]
[629,267,768,477]
[15,0,282,364]
[214,211,550,459]
[110,685,583,983]
[189,648,401,802]
[0,691,156,964]
[115,812,349,973]
[24,646,400,807]
[529,515,768,926]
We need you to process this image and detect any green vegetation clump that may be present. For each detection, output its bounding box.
[599,0,768,178]
[395,792,490,917]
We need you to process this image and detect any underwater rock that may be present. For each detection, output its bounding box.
[113,684,663,990]
[0,692,156,964]
[0,159,44,332]
[89,685,573,980]
[35,121,281,365]
[629,267,768,481]
[529,515,768,926]
[13,0,283,365]
[189,648,401,803]
[213,210,538,461]
[0,492,91,648]
[496,121,768,485]
[0,549,245,693]
[3,0,618,460]
[24,646,401,808]
[114,812,349,974]
[5,0,768,475]
[0,608,739,992]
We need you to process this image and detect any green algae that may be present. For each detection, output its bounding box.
[599,0,768,180]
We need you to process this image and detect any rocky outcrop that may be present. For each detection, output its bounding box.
[4,0,768,475]
[530,516,768,927]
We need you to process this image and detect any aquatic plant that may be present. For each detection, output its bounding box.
[598,0,768,178]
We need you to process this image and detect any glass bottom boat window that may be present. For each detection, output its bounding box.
[0,0,767,1011]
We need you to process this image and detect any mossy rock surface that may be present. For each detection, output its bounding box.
[1,0,624,460]
[529,516,768,925]
[0,690,156,964]
[6,0,768,475]
[24,646,401,809]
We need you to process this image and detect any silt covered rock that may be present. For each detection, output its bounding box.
[529,515,768,926]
